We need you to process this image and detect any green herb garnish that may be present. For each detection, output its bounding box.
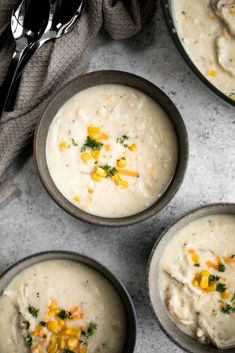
[43,334,47,339]
[81,136,103,152]
[232,255,235,259]
[64,350,75,353]
[100,165,117,178]
[39,321,46,327]
[218,263,226,272]
[231,294,235,302]
[28,306,39,318]
[216,282,227,292]
[194,263,200,267]
[221,304,235,314]
[23,320,30,329]
[209,274,220,284]
[57,310,72,320]
[72,139,78,147]
[84,322,97,338]
[116,135,129,147]
[25,335,33,347]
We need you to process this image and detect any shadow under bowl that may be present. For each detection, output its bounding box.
[0,250,137,353]
[148,203,235,353]
[34,70,188,226]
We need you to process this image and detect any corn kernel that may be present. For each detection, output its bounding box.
[81,152,92,164]
[63,327,81,338]
[47,321,62,334]
[200,270,210,277]
[208,70,217,77]
[221,291,231,299]
[105,144,110,151]
[116,158,126,168]
[206,283,217,292]
[119,180,129,188]
[58,336,66,349]
[91,173,102,182]
[46,342,58,353]
[59,142,70,150]
[192,280,199,287]
[192,254,199,263]
[200,275,209,289]
[74,196,80,203]
[49,299,58,310]
[67,337,79,350]
[91,150,100,160]
[128,143,137,152]
[88,126,101,134]
[188,248,195,254]
[111,174,122,185]
[95,167,106,177]
[88,188,94,194]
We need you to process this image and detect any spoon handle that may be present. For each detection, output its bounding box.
[0,49,25,119]
[4,40,47,112]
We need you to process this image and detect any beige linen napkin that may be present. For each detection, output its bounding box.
[0,0,156,203]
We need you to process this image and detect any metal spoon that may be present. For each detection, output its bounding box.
[0,0,50,119]
[5,0,86,111]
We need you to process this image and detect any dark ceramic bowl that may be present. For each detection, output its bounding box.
[148,203,235,353]
[34,70,188,226]
[161,0,235,108]
[0,250,137,353]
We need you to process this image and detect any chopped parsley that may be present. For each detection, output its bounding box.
[57,309,72,320]
[43,334,47,339]
[23,320,30,329]
[84,322,97,338]
[39,321,46,327]
[25,335,33,347]
[218,263,226,272]
[100,165,117,178]
[194,263,200,267]
[72,139,78,147]
[216,282,227,292]
[221,304,235,314]
[231,294,235,302]
[116,135,129,147]
[64,350,75,353]
[209,274,220,284]
[28,305,39,318]
[81,136,103,152]
[232,255,235,259]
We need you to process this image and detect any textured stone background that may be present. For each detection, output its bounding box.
[0,7,234,353]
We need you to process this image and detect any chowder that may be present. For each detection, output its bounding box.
[0,260,126,353]
[46,84,178,218]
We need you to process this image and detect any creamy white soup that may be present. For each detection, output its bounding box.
[160,214,235,349]
[171,0,235,100]
[46,84,178,218]
[0,260,126,353]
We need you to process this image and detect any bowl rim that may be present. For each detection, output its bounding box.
[34,69,188,227]
[147,202,235,353]
[160,0,235,108]
[0,250,137,353]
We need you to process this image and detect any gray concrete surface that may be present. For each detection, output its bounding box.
[0,7,235,353]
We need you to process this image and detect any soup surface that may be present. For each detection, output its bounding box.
[46,84,178,218]
[160,214,235,349]
[171,0,235,100]
[0,260,126,353]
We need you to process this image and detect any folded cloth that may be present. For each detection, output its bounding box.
[0,0,156,204]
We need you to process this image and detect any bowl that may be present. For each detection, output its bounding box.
[148,203,235,353]
[0,250,137,353]
[161,0,235,108]
[34,70,188,226]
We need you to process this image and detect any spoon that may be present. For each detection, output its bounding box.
[5,0,86,111]
[0,0,51,119]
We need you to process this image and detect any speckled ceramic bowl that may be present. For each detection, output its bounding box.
[148,203,235,353]
[0,250,137,353]
[161,0,235,108]
[34,70,188,226]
